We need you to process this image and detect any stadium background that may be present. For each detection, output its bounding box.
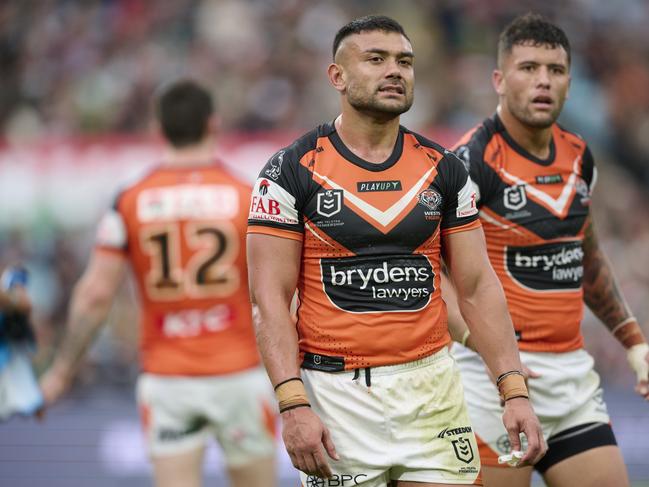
[0,0,648,485]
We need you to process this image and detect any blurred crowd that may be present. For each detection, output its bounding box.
[2,0,649,183]
[0,0,648,390]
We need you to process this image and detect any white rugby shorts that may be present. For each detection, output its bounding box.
[136,366,276,466]
[299,348,482,486]
[452,345,610,467]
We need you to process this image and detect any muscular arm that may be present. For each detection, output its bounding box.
[40,251,127,402]
[441,273,475,350]
[247,234,302,384]
[247,233,338,477]
[582,217,634,334]
[443,227,521,375]
[582,216,649,399]
[443,226,546,463]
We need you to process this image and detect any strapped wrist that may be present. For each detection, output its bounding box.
[496,370,529,402]
[274,377,311,413]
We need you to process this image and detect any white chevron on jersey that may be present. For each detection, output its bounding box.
[499,155,580,216]
[313,167,435,229]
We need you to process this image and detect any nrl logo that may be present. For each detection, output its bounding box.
[417,189,442,211]
[317,189,343,217]
[452,437,475,464]
[503,185,527,211]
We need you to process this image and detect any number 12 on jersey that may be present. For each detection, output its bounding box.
[140,221,240,301]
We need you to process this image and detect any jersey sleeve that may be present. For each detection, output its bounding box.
[247,147,306,242]
[95,196,128,255]
[437,151,480,235]
[581,145,597,194]
[454,139,501,208]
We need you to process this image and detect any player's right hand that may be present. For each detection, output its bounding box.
[281,406,339,479]
[501,396,547,467]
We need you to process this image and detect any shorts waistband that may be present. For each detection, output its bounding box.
[356,347,449,377]
[301,347,449,377]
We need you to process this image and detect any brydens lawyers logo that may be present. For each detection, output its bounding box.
[317,189,343,217]
[258,179,269,195]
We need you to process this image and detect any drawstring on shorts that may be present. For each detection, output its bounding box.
[352,367,372,387]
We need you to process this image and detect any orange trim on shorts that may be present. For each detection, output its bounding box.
[476,433,502,468]
[139,402,151,436]
[261,399,277,439]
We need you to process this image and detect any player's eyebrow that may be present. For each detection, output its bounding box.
[362,48,414,59]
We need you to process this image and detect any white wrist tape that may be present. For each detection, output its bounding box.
[627,343,649,382]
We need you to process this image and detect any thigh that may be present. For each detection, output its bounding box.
[151,447,205,487]
[543,445,629,487]
[228,455,276,487]
[480,465,533,487]
[205,367,277,468]
[137,374,211,457]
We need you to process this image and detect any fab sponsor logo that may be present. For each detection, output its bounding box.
[320,255,434,313]
[248,178,299,225]
[506,241,584,291]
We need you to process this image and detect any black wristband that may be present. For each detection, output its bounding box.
[496,370,524,385]
[274,377,303,391]
[279,403,311,414]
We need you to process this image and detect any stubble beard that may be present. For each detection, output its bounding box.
[346,84,413,118]
[510,98,563,129]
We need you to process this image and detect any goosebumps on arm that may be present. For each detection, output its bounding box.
[581,217,646,348]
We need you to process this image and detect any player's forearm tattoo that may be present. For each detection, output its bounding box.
[582,219,632,331]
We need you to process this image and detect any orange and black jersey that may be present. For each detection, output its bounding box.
[95,163,260,376]
[454,114,596,352]
[248,121,480,369]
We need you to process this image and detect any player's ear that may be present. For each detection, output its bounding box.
[328,63,346,93]
[492,69,505,96]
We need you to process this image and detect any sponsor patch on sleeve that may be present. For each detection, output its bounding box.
[456,178,478,218]
[248,178,299,225]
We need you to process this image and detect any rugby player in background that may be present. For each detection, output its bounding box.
[446,12,648,487]
[40,79,276,487]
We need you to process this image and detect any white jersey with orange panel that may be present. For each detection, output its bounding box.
[248,121,480,370]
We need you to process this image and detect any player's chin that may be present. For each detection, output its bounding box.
[374,98,412,115]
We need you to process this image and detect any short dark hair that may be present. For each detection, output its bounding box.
[332,15,409,60]
[497,13,570,66]
[155,79,214,147]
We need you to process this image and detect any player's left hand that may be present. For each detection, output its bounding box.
[501,397,547,467]
[627,343,649,400]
